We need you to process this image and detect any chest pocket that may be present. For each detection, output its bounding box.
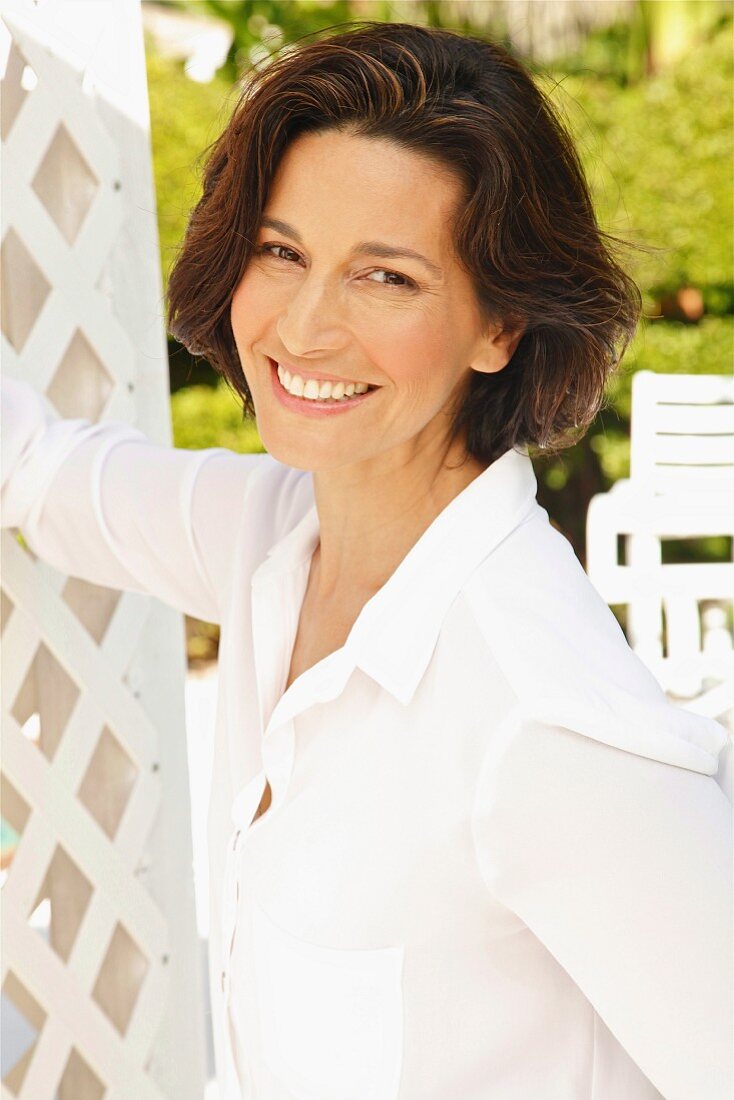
[252,898,404,1100]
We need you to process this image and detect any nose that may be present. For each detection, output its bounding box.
[276,270,349,359]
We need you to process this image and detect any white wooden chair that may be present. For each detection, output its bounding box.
[586,371,734,790]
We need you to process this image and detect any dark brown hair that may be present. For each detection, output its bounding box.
[167,21,641,464]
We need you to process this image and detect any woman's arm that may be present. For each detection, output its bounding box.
[472,712,733,1100]
[1,375,269,623]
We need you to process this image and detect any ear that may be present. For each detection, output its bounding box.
[469,322,525,375]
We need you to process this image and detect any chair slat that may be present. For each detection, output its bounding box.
[640,373,733,402]
[655,404,734,434]
[598,563,734,604]
[653,434,734,465]
[652,465,734,492]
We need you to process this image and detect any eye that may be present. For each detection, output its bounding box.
[255,243,417,290]
[364,269,418,290]
[256,243,302,264]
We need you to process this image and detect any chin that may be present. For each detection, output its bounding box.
[269,435,377,475]
[255,428,330,472]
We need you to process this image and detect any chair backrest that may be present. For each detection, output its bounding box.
[630,371,734,494]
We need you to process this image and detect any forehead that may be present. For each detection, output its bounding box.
[263,129,464,250]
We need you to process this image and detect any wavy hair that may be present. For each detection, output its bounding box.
[167,21,642,464]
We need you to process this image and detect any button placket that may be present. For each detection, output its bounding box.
[220,825,243,1096]
[220,827,242,993]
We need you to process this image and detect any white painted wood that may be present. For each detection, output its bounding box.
[630,369,734,491]
[586,370,734,797]
[653,433,734,465]
[0,2,207,1096]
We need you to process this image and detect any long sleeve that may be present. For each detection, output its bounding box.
[1,375,269,623]
[471,709,733,1100]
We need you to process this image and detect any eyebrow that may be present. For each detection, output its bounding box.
[259,216,444,280]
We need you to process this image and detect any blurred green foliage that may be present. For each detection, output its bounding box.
[147,5,733,572]
[147,49,236,287]
[554,0,730,85]
[547,19,733,315]
[534,14,732,551]
[170,377,265,453]
[175,0,357,79]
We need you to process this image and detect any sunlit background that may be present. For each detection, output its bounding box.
[141,0,733,664]
[0,9,730,1093]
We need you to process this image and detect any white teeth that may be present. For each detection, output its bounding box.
[275,362,372,402]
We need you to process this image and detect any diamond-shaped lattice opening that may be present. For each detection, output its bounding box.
[1,970,47,1096]
[56,1046,106,1100]
[11,643,80,761]
[1,229,51,352]
[1,588,14,636]
[47,330,113,421]
[1,776,31,879]
[62,577,120,644]
[0,43,35,141]
[92,921,149,1035]
[29,844,93,963]
[77,726,139,840]
[32,124,100,245]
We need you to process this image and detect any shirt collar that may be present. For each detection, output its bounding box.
[254,445,539,706]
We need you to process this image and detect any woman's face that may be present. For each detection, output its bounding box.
[230,129,514,472]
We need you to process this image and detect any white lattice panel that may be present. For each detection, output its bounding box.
[0,2,206,1097]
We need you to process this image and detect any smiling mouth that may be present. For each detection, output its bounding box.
[270,358,379,403]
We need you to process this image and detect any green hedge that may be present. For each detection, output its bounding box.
[146,46,236,288]
[544,17,733,315]
[171,379,264,453]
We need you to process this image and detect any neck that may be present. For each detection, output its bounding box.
[310,432,487,602]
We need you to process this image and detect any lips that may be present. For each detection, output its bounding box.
[267,357,376,390]
[267,355,379,417]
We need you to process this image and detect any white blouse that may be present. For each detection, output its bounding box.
[2,374,731,1100]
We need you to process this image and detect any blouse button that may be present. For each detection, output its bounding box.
[221,968,230,997]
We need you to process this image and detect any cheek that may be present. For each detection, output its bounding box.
[372,315,457,396]
[230,271,275,345]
